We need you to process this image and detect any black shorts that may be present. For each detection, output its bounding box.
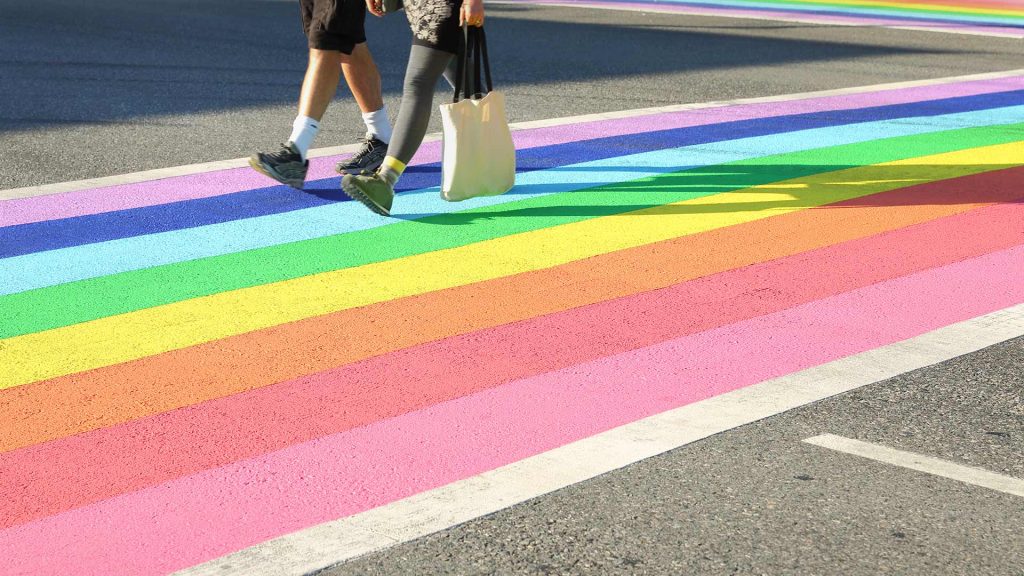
[300,0,367,54]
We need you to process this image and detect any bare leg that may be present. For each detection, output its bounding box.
[297,48,345,121]
[297,44,384,120]
[341,43,385,114]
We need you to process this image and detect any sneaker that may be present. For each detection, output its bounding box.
[340,171,395,216]
[335,135,388,175]
[249,142,308,190]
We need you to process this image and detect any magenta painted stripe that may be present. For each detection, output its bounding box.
[2,244,1023,575]
[510,0,1024,35]
[3,75,1024,227]
[4,197,1024,531]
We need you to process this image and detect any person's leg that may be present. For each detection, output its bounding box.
[339,44,452,216]
[249,48,343,189]
[298,48,345,122]
[287,0,358,160]
[280,47,346,164]
[300,0,392,144]
[253,0,395,188]
[334,42,393,174]
[340,0,462,214]
[342,43,383,116]
[250,0,360,188]
[385,44,454,171]
[344,43,393,144]
[294,0,392,153]
[283,44,394,173]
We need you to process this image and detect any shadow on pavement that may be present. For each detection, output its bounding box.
[391,163,1022,224]
[0,0,956,131]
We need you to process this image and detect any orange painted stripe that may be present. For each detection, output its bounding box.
[1,171,1019,454]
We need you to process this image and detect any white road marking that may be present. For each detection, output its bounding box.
[4,68,1024,201]
[804,434,1024,498]
[490,1,1024,39]
[176,303,1024,576]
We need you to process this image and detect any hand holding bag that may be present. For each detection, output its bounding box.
[439,26,516,202]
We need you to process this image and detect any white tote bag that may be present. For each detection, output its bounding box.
[439,27,516,202]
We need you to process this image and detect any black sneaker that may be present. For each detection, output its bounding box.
[335,135,388,175]
[249,142,308,190]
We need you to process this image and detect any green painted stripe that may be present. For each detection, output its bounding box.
[2,121,1022,340]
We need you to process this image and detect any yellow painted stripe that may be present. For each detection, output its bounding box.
[2,141,1022,389]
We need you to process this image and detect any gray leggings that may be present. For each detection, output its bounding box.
[386,44,463,167]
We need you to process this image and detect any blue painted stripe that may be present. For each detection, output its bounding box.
[2,89,1024,259]
[4,103,1024,296]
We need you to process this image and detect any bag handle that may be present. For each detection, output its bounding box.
[471,28,482,98]
[477,27,493,95]
[452,26,494,103]
[452,27,469,103]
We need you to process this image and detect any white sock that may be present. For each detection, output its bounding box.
[287,115,320,161]
[362,106,392,144]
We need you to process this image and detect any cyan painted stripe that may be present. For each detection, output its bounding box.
[4,103,1024,296]
[643,0,1024,26]
[3,89,1024,259]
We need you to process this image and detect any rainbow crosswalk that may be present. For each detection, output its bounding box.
[498,0,1024,37]
[2,72,1024,575]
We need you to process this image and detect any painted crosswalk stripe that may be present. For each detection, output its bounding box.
[804,434,1024,498]
[495,0,1024,38]
[2,72,1023,575]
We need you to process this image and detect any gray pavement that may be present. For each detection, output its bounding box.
[2,0,1023,188]
[324,336,1024,576]
[2,2,1022,574]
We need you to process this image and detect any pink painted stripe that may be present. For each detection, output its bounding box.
[3,75,1024,227]
[4,197,1024,530]
[2,244,1023,575]
[512,0,1024,36]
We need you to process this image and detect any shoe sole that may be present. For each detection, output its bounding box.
[249,156,305,190]
[340,179,391,217]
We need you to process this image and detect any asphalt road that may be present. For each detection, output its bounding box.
[324,336,1024,576]
[2,2,1022,574]
[2,0,1023,189]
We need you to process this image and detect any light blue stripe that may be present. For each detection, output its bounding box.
[4,105,1024,296]
[646,0,1024,27]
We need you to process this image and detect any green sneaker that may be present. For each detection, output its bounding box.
[340,172,395,216]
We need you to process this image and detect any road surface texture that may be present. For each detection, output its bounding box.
[0,1,1022,575]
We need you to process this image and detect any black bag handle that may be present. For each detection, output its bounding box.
[452,26,494,103]
[452,28,470,103]
[478,27,493,94]
[471,27,483,98]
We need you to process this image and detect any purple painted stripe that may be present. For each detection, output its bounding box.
[2,75,1024,227]
[507,0,1024,35]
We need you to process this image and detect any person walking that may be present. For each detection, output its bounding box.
[338,0,485,215]
[250,0,394,190]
